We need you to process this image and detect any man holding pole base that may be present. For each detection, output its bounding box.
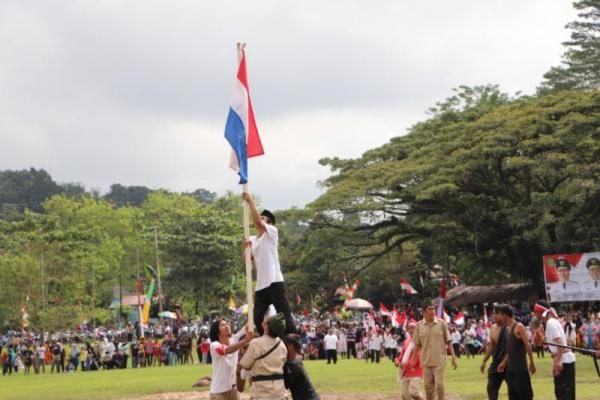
[243,192,295,335]
[533,299,576,400]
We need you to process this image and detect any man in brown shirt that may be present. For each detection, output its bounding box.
[239,314,288,399]
[411,298,458,400]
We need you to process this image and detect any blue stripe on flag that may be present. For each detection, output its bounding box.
[224,107,248,184]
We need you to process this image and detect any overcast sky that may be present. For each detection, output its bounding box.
[0,1,576,210]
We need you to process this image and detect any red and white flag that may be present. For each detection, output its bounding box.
[437,278,447,319]
[400,279,417,295]
[419,272,425,288]
[443,308,451,324]
[391,305,400,328]
[379,303,392,318]
[483,306,489,326]
[453,311,465,325]
[295,293,301,305]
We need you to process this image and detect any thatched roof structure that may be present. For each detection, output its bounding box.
[445,283,534,306]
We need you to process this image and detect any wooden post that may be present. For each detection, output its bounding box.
[154,226,164,314]
[238,42,254,332]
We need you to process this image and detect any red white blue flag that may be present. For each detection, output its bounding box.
[224,49,264,184]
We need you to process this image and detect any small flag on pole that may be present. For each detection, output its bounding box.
[224,48,264,184]
[400,278,418,295]
[228,296,237,312]
[453,311,465,325]
[379,303,392,318]
[436,278,446,319]
[142,279,155,326]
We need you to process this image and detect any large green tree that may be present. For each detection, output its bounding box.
[309,89,600,292]
[541,0,600,92]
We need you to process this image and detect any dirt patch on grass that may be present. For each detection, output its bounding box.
[130,391,464,400]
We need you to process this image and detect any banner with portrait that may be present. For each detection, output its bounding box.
[543,252,600,302]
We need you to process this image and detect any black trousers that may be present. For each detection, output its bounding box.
[506,370,533,400]
[554,362,575,400]
[369,349,380,363]
[326,349,337,364]
[452,343,461,358]
[487,371,506,400]
[254,282,296,336]
[347,342,357,359]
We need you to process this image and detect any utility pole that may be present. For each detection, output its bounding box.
[136,248,144,338]
[154,226,163,314]
[40,252,46,345]
[92,262,96,331]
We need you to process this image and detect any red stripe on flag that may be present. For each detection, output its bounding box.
[237,50,264,158]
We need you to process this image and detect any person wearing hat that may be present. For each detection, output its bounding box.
[411,298,457,400]
[282,333,320,400]
[548,257,580,295]
[533,299,575,400]
[239,313,288,399]
[243,192,295,336]
[397,320,423,400]
[581,257,600,291]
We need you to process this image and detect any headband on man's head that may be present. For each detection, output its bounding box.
[534,301,557,318]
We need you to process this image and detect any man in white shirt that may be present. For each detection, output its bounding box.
[209,319,254,400]
[323,329,339,365]
[581,257,600,292]
[243,192,295,335]
[368,330,383,363]
[534,300,576,400]
[548,258,580,294]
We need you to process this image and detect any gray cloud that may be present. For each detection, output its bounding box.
[0,0,576,209]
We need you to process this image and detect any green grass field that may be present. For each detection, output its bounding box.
[0,355,598,400]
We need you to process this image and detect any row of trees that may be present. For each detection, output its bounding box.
[1,0,599,330]
[0,191,245,330]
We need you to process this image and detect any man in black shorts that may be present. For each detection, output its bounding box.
[497,304,536,400]
[480,305,508,400]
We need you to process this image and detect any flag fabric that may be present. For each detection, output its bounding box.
[379,303,392,318]
[400,278,418,295]
[483,306,489,326]
[20,305,29,329]
[296,293,302,305]
[419,272,425,288]
[436,278,447,319]
[142,279,155,325]
[391,305,400,328]
[449,273,459,287]
[336,277,360,301]
[228,296,237,312]
[443,308,451,324]
[224,49,264,184]
[453,311,465,325]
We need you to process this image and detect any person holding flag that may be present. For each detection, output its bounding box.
[243,192,296,335]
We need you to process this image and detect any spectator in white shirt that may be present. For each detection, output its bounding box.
[323,329,339,365]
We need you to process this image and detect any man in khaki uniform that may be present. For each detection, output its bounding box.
[239,313,288,400]
[411,298,458,400]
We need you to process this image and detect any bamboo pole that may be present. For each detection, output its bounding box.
[238,42,254,332]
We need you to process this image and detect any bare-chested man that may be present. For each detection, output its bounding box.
[480,306,508,400]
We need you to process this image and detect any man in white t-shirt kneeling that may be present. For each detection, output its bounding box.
[243,192,296,336]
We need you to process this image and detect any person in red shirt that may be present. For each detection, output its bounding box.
[396,320,424,400]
